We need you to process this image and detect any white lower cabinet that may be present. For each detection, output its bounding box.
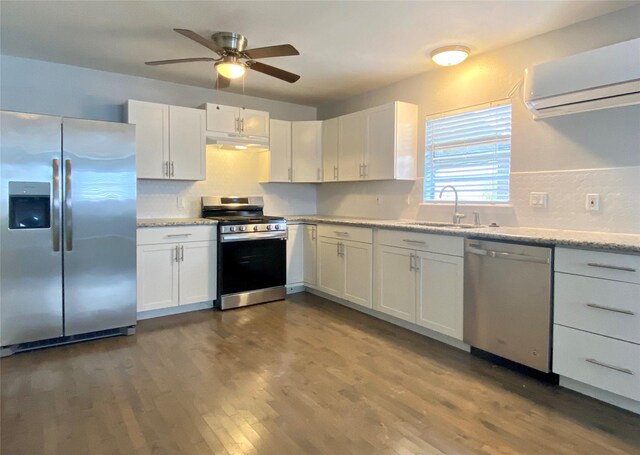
[317,226,372,308]
[374,230,464,340]
[287,224,317,288]
[137,226,217,313]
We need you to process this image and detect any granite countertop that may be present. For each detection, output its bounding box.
[285,215,640,254]
[137,217,218,228]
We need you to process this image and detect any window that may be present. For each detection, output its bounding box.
[424,101,512,203]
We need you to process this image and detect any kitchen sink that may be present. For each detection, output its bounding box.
[398,221,484,229]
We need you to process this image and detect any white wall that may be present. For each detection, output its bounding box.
[316,6,640,233]
[0,55,318,217]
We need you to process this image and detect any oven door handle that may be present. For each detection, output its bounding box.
[221,232,287,243]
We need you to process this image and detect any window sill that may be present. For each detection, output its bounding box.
[420,202,513,208]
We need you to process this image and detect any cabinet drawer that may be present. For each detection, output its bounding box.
[376,229,463,257]
[555,248,640,284]
[137,226,217,245]
[317,224,372,244]
[555,273,640,343]
[553,325,640,401]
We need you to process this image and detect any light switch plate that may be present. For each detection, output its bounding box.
[177,196,185,209]
[586,193,600,211]
[529,192,548,208]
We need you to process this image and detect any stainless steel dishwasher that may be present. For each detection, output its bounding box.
[464,239,553,372]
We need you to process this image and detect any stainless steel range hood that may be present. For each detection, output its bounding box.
[205,131,269,152]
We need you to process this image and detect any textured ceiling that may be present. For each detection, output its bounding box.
[0,1,635,106]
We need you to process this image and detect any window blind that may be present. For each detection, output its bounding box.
[424,102,512,203]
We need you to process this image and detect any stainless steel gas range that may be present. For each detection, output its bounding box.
[202,196,287,310]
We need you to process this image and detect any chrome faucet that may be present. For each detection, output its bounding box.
[439,185,466,225]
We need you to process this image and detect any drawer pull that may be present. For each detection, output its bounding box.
[585,303,635,316]
[333,231,349,236]
[166,233,193,237]
[403,239,426,245]
[585,358,634,375]
[587,263,637,273]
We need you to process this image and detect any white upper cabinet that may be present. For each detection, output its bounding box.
[292,121,322,182]
[269,119,292,182]
[201,103,270,139]
[338,110,367,181]
[169,105,206,181]
[126,100,205,181]
[337,101,418,181]
[322,117,339,181]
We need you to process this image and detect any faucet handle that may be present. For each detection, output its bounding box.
[454,212,466,225]
[473,211,480,226]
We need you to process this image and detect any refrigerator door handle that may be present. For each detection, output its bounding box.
[64,159,73,251]
[52,159,61,252]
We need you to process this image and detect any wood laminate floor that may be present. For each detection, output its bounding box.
[1,293,639,455]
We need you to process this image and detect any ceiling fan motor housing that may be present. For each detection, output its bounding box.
[212,32,248,54]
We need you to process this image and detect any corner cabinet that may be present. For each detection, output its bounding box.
[137,226,217,312]
[267,120,322,183]
[126,100,205,180]
[317,225,373,308]
[337,101,418,181]
[286,224,318,289]
[374,230,464,340]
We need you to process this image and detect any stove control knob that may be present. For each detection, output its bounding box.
[239,226,246,232]
[266,225,272,231]
[253,225,259,231]
[229,226,236,232]
[274,224,281,230]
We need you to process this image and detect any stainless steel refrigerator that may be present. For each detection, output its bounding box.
[1,111,137,355]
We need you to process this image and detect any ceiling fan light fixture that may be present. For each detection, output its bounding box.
[215,56,246,79]
[431,45,470,66]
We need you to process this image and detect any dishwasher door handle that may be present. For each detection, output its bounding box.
[466,247,549,264]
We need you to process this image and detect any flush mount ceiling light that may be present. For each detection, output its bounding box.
[215,55,246,79]
[431,45,470,66]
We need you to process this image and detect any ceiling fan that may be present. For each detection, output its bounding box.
[145,29,300,88]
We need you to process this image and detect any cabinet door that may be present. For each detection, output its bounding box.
[179,241,217,305]
[169,105,206,180]
[269,119,292,182]
[374,245,416,322]
[415,251,463,340]
[343,240,373,308]
[303,225,318,287]
[126,100,169,179]
[322,117,339,181]
[286,225,304,286]
[292,121,322,182]
[317,237,344,297]
[241,109,270,137]
[338,111,366,181]
[137,243,179,311]
[205,104,239,134]
[365,103,396,180]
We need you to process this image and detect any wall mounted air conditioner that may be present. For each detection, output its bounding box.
[524,38,640,119]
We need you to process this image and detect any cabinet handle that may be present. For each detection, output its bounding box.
[409,253,414,271]
[241,118,245,132]
[585,358,634,375]
[170,161,175,177]
[164,161,169,177]
[180,245,184,262]
[166,233,192,237]
[363,164,367,178]
[333,231,349,236]
[586,303,635,316]
[235,117,240,133]
[403,239,426,245]
[587,263,636,273]
[174,245,179,263]
[334,165,338,180]
[312,227,316,240]
[414,254,420,272]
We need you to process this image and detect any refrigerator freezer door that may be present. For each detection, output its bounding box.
[62,118,137,336]
[1,111,64,346]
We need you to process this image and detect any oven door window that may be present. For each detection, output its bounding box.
[221,239,286,295]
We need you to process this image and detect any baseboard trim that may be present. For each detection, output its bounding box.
[559,377,640,414]
[305,287,470,352]
[137,301,214,320]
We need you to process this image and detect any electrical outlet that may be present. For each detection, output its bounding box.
[529,192,548,208]
[586,193,600,211]
[177,197,185,209]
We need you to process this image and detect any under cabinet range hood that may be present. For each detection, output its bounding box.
[205,132,269,152]
[524,38,640,119]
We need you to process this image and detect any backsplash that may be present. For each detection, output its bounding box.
[137,147,317,218]
[316,166,640,234]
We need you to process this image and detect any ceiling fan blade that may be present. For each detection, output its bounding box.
[243,44,299,60]
[174,28,222,54]
[145,57,216,66]
[216,75,231,89]
[248,61,300,83]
